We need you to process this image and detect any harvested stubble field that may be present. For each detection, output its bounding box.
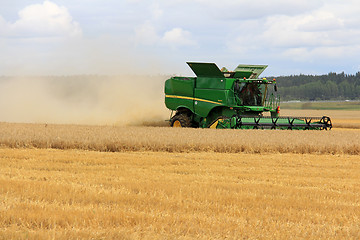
[0,149,359,239]
[0,112,360,239]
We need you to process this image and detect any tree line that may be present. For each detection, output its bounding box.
[270,72,360,100]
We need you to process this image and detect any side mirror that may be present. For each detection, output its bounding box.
[274,84,278,92]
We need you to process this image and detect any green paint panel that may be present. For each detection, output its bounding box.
[194,89,226,117]
[187,62,224,78]
[234,64,268,79]
[196,77,226,89]
[225,78,236,89]
[193,100,216,118]
[164,77,195,97]
[165,97,194,112]
[195,89,227,103]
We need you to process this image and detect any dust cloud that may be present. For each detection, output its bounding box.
[0,75,171,126]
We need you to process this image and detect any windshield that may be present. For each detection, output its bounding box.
[234,81,266,106]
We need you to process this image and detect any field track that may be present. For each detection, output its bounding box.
[1,149,359,239]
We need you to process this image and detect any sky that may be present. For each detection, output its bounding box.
[1,0,360,76]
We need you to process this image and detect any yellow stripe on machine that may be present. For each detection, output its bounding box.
[165,95,222,105]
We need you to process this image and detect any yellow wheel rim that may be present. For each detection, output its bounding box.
[173,120,182,127]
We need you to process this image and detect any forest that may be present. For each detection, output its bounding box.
[271,72,360,101]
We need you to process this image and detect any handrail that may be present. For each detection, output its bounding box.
[265,93,280,110]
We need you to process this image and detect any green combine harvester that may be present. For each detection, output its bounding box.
[164,62,332,130]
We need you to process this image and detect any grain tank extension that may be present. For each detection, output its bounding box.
[164,62,332,130]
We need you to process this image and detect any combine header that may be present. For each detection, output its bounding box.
[164,62,332,130]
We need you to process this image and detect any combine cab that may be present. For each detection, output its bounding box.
[164,62,332,130]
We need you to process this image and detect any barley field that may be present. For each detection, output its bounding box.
[0,122,359,155]
[1,149,359,239]
[0,109,360,239]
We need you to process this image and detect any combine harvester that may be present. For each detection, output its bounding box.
[164,62,332,130]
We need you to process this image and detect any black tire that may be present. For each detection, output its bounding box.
[170,113,192,128]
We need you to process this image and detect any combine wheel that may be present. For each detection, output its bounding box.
[170,113,192,128]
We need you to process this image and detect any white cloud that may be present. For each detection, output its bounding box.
[162,28,196,46]
[262,9,360,49]
[174,0,323,20]
[227,3,360,65]
[297,12,344,32]
[2,0,360,75]
[0,1,81,38]
[150,2,163,19]
[135,23,196,47]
